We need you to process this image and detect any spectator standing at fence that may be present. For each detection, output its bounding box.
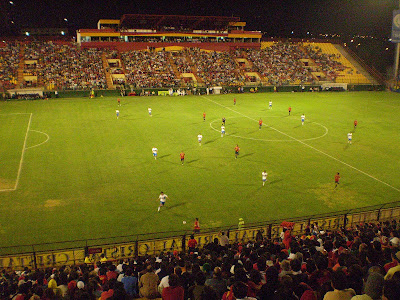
[188,235,198,253]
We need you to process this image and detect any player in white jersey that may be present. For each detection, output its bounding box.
[158,192,169,212]
[148,107,152,116]
[197,134,203,146]
[116,110,119,119]
[152,147,158,159]
[221,125,225,137]
[262,171,268,186]
[348,132,352,144]
[301,114,305,125]
[269,101,272,109]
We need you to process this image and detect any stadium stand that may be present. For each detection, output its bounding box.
[0,42,19,90]
[304,42,371,84]
[0,39,379,93]
[1,220,400,299]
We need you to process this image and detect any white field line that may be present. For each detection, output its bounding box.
[0,113,32,192]
[209,117,328,142]
[25,130,50,150]
[202,96,400,193]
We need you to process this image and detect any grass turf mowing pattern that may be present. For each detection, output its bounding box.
[0,91,399,249]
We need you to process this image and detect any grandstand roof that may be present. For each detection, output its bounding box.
[120,14,240,31]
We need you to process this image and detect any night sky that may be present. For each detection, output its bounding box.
[0,0,398,74]
[0,0,397,38]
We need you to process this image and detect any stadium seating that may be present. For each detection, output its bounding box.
[0,41,374,92]
[1,220,400,299]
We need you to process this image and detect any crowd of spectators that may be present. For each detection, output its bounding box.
[303,45,345,82]
[0,41,361,92]
[187,48,245,86]
[121,51,181,88]
[20,42,107,90]
[245,42,315,86]
[0,43,20,89]
[1,220,400,299]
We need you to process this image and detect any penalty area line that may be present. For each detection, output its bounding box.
[201,96,400,193]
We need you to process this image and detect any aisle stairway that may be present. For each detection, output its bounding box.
[101,53,114,89]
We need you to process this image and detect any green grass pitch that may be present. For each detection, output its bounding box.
[0,91,400,250]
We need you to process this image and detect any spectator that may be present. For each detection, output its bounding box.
[323,270,356,300]
[162,273,184,300]
[139,265,160,299]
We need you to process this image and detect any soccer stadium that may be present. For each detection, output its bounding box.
[1,2,400,299]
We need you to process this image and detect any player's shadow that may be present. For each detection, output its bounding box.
[158,154,171,159]
[294,124,302,128]
[344,143,351,150]
[341,182,353,188]
[186,158,199,164]
[269,178,283,185]
[239,153,254,159]
[204,139,217,145]
[167,202,187,210]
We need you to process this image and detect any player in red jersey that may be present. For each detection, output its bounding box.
[180,151,185,165]
[288,106,292,115]
[259,118,263,129]
[203,112,206,121]
[335,172,340,188]
[354,120,358,128]
[235,145,240,159]
[233,98,236,105]
[117,98,120,106]
[193,218,200,233]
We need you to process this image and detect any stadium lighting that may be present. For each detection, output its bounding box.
[61,31,65,35]
[64,18,68,22]
[307,32,310,35]
[25,32,30,36]
[9,1,14,5]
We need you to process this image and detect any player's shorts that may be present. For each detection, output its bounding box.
[348,138,352,141]
[181,158,184,161]
[221,131,225,134]
[160,201,165,206]
[153,153,157,157]
[235,151,239,155]
[262,178,267,182]
[198,139,202,142]
[335,180,339,184]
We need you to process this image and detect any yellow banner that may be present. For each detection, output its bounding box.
[0,254,35,269]
[138,237,183,256]
[90,243,137,261]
